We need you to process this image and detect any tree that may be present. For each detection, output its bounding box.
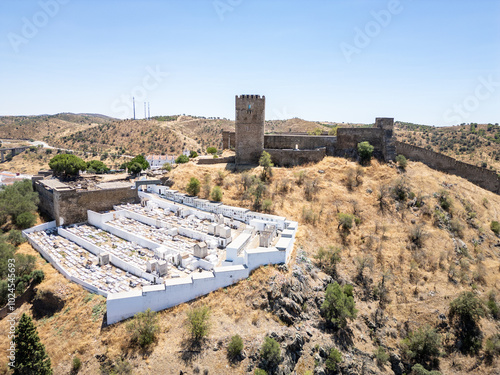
[449,291,485,353]
[400,325,441,369]
[128,162,143,176]
[176,154,189,164]
[259,151,273,181]
[410,364,442,375]
[227,334,244,359]
[337,213,354,233]
[14,313,53,375]
[321,282,357,329]
[128,154,149,170]
[126,308,159,348]
[86,160,109,174]
[357,141,374,164]
[206,146,217,155]
[210,186,223,202]
[49,154,86,178]
[7,230,26,246]
[186,306,211,342]
[325,348,342,372]
[189,150,198,158]
[260,337,281,369]
[0,179,39,227]
[16,212,36,229]
[186,177,201,196]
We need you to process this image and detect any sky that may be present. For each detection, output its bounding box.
[0,0,499,126]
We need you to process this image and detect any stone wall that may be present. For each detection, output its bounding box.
[264,135,337,156]
[34,182,56,219]
[197,156,235,164]
[336,128,385,157]
[395,141,500,194]
[54,187,139,225]
[235,95,265,164]
[265,148,326,167]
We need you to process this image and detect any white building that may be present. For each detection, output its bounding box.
[146,155,176,170]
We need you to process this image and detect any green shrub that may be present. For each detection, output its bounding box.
[357,141,374,164]
[437,190,452,211]
[491,221,500,235]
[396,154,407,169]
[337,213,354,232]
[321,282,357,329]
[259,151,273,181]
[325,348,342,371]
[449,291,485,353]
[227,334,243,359]
[186,177,201,196]
[31,270,45,285]
[260,337,281,369]
[486,290,500,319]
[7,229,26,246]
[86,160,109,174]
[485,334,500,359]
[410,364,442,375]
[189,150,198,158]
[72,356,81,372]
[176,154,189,164]
[374,346,389,366]
[186,306,211,341]
[162,163,172,171]
[206,147,217,155]
[210,186,222,202]
[126,308,159,348]
[15,212,37,229]
[400,325,441,369]
[254,369,267,375]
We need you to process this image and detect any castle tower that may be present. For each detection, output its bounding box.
[375,117,396,161]
[235,95,265,164]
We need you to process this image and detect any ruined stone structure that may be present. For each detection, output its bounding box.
[228,94,395,167]
[33,178,140,225]
[235,95,265,164]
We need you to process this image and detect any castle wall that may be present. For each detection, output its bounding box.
[52,187,139,226]
[336,128,385,156]
[395,141,500,194]
[34,182,56,219]
[235,95,265,164]
[264,148,326,167]
[264,135,337,156]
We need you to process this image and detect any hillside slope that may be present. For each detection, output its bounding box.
[0,157,499,374]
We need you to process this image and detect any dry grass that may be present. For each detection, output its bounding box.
[1,156,499,374]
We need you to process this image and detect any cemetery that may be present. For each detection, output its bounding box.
[23,183,298,324]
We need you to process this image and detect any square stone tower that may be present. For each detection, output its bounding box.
[235,95,265,165]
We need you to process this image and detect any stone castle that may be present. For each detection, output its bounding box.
[224,95,396,167]
[223,95,499,194]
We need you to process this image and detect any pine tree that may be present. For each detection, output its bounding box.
[14,313,52,375]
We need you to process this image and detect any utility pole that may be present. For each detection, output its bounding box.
[133,97,136,120]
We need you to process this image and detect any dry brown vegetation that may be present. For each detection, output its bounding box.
[0,156,499,374]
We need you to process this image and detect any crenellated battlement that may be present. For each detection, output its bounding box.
[236,94,265,100]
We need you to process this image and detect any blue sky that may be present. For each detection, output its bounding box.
[0,0,499,125]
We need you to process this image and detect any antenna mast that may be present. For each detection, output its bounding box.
[148,102,150,120]
[133,97,136,120]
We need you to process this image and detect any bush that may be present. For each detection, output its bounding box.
[259,151,273,181]
[491,221,500,235]
[227,334,243,359]
[31,270,45,285]
[486,290,500,319]
[262,199,272,213]
[321,282,357,329]
[254,369,267,375]
[0,179,39,228]
[337,213,354,232]
[7,229,26,246]
[357,141,374,164]
[400,325,441,369]
[162,163,172,172]
[374,346,389,366]
[260,337,281,369]
[86,160,109,174]
[206,147,217,155]
[437,190,452,211]
[186,177,201,196]
[72,356,81,372]
[325,348,342,372]
[449,291,485,353]
[186,306,211,341]
[16,212,37,229]
[176,154,189,164]
[210,186,222,202]
[314,246,341,277]
[126,308,159,348]
[408,224,426,249]
[189,150,198,158]
[410,364,442,375]
[485,334,500,360]
[396,154,407,169]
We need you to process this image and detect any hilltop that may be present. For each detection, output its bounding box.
[0,156,499,374]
